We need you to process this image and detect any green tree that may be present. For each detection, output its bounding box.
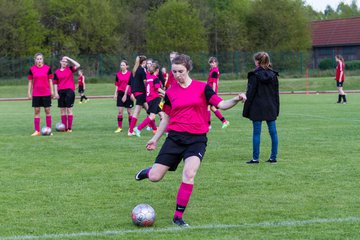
[208,0,250,53]
[0,0,46,57]
[246,0,311,51]
[36,0,81,56]
[146,0,208,54]
[36,0,121,56]
[336,1,360,18]
[75,0,120,55]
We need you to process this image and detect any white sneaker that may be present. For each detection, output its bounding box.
[133,127,141,137]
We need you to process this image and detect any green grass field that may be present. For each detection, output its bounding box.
[0,92,360,239]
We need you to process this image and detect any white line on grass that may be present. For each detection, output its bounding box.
[286,113,360,122]
[1,217,359,240]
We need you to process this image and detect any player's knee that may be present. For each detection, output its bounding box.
[183,168,196,183]
[148,171,163,182]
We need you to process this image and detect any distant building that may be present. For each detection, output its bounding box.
[311,17,360,68]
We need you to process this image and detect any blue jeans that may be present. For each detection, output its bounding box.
[252,120,278,160]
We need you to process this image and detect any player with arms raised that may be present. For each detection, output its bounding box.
[53,56,81,132]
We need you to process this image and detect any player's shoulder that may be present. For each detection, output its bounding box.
[192,79,207,88]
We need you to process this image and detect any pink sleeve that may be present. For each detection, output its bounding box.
[209,94,222,108]
[163,104,171,116]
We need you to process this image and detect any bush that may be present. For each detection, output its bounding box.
[318,58,334,70]
[346,60,360,70]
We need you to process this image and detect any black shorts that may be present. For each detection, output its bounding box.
[32,96,52,108]
[78,86,84,94]
[58,89,75,108]
[336,81,344,87]
[155,131,208,171]
[147,97,162,115]
[117,91,134,108]
[135,93,146,106]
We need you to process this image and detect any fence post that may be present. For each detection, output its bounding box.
[306,68,309,95]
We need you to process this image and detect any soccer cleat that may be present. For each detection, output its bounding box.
[172,217,189,227]
[79,101,83,104]
[266,159,277,164]
[133,127,141,137]
[31,131,41,136]
[85,99,89,103]
[222,121,230,129]
[67,129,73,133]
[246,159,259,164]
[135,168,150,181]
[146,126,152,131]
[343,102,347,104]
[114,128,122,133]
[128,131,135,136]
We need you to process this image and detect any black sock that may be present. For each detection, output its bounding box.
[338,95,341,103]
[343,95,347,102]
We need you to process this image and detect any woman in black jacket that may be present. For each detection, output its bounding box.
[243,52,279,164]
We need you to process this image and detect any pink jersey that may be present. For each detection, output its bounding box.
[115,70,132,94]
[166,71,177,88]
[163,80,222,134]
[335,62,345,82]
[78,75,84,86]
[207,67,220,93]
[145,72,161,102]
[53,66,77,91]
[28,64,53,96]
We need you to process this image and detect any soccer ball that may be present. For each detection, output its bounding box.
[41,126,52,136]
[131,204,156,227]
[55,122,66,132]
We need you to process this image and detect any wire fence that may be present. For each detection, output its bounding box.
[0,50,352,81]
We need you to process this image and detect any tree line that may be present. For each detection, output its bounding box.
[0,0,359,58]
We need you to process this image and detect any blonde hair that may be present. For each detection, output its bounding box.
[254,52,271,70]
[208,56,218,64]
[132,55,147,76]
[336,55,345,63]
[34,53,43,61]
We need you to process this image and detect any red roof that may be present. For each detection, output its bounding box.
[311,17,360,47]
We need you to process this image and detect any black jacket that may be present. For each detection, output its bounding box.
[242,67,280,121]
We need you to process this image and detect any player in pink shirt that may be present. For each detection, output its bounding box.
[335,55,347,104]
[161,67,168,88]
[27,53,54,136]
[114,60,134,133]
[135,54,246,227]
[164,52,178,89]
[133,61,165,137]
[128,55,148,136]
[78,70,88,103]
[207,57,230,129]
[53,56,81,132]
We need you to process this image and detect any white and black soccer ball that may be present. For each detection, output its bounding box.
[55,122,66,132]
[131,204,156,227]
[41,126,52,136]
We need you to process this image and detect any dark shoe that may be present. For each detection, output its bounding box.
[173,217,189,227]
[246,159,259,164]
[135,168,150,181]
[266,159,277,164]
[336,101,341,104]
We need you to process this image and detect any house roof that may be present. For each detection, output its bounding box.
[311,17,360,47]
